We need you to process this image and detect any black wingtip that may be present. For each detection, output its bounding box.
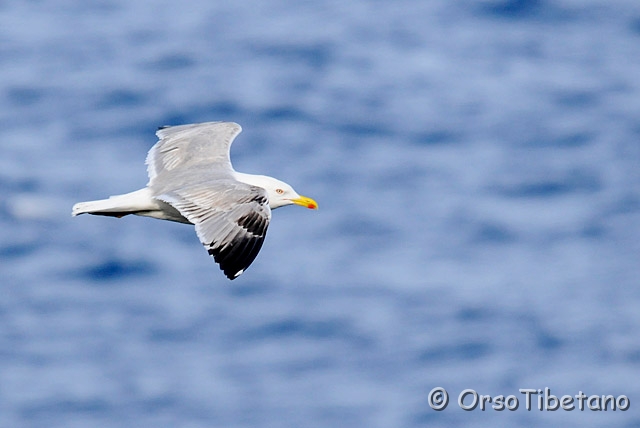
[224,269,240,280]
[208,235,264,281]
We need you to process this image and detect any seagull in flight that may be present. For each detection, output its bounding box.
[72,121,318,279]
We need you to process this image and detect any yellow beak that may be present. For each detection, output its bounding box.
[291,195,318,210]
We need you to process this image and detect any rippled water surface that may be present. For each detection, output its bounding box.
[1,1,639,427]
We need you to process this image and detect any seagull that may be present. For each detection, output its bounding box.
[72,121,318,280]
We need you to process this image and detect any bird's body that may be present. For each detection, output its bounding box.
[72,121,317,279]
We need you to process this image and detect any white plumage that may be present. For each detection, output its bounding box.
[72,121,318,280]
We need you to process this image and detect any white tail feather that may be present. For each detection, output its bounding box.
[72,188,189,223]
[72,188,156,216]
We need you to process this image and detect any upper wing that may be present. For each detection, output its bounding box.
[157,179,271,280]
[146,121,242,184]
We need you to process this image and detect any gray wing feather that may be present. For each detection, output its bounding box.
[146,121,242,184]
[157,179,271,280]
[144,121,269,279]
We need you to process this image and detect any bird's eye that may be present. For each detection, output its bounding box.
[275,188,285,194]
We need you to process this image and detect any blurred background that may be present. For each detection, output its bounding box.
[1,0,639,427]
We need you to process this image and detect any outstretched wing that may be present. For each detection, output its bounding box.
[157,179,271,280]
[146,121,242,185]
[144,121,270,279]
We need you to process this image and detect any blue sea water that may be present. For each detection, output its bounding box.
[1,0,640,427]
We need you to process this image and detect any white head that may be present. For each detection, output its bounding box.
[235,173,318,210]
